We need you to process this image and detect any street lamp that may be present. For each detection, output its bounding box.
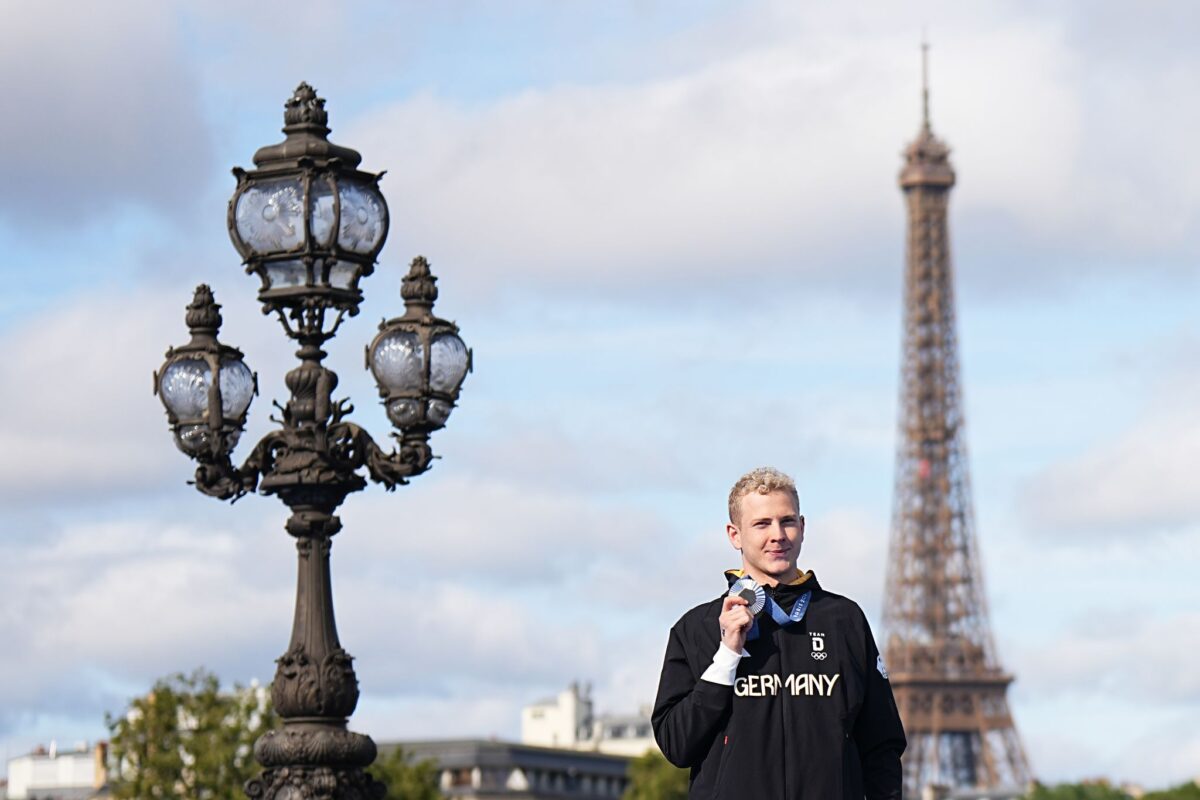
[154,83,471,800]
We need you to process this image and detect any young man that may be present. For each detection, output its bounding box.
[652,467,905,799]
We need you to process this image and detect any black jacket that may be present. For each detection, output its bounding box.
[652,574,906,799]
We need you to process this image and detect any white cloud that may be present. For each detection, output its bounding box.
[347,48,907,293]
[1018,698,1200,787]
[0,281,300,504]
[0,291,182,500]
[0,511,290,734]
[1026,416,1200,535]
[1013,609,1200,705]
[334,0,1200,300]
[1021,352,1200,536]
[28,524,287,674]
[801,507,889,620]
[978,498,1200,787]
[334,476,663,583]
[0,0,212,228]
[357,688,530,742]
[458,417,697,495]
[1120,716,1200,789]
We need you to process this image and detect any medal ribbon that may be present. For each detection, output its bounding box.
[747,590,811,642]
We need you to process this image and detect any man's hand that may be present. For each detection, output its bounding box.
[719,595,754,653]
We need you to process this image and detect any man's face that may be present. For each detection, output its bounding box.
[727,490,804,585]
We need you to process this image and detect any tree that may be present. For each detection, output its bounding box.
[107,669,277,800]
[368,745,442,800]
[1144,782,1200,800]
[622,750,689,800]
[1024,781,1200,800]
[1026,781,1132,800]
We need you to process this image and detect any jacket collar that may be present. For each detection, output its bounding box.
[724,568,815,589]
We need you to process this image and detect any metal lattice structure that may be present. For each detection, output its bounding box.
[881,48,1032,798]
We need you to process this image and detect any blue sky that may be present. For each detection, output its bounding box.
[1,0,1198,789]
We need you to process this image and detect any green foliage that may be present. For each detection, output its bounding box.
[368,746,442,800]
[107,669,277,800]
[622,750,689,800]
[1144,782,1200,800]
[1025,781,1132,800]
[1026,780,1200,800]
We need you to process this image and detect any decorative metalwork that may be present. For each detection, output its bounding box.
[228,82,389,336]
[367,255,471,434]
[153,285,257,469]
[155,84,471,800]
[881,46,1032,798]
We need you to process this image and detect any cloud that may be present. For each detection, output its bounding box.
[0,291,181,501]
[801,507,889,620]
[347,50,907,296]
[1019,700,1200,788]
[0,0,212,229]
[980,503,1200,787]
[458,417,698,495]
[1012,609,1200,706]
[1020,350,1200,536]
[334,475,664,583]
[331,0,1200,302]
[1024,416,1200,536]
[0,280,299,505]
[345,578,609,697]
[0,511,290,735]
[422,288,900,508]
[1119,716,1200,790]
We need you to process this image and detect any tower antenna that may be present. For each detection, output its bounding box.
[921,34,931,128]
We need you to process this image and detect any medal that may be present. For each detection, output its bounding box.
[724,573,813,642]
[728,577,766,615]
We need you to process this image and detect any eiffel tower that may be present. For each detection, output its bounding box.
[881,45,1033,798]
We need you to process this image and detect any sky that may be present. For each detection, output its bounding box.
[1,0,1198,789]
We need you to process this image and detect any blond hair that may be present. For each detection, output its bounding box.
[728,467,800,524]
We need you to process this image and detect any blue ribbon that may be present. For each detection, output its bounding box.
[746,590,812,642]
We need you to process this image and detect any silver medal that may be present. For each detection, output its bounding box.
[728,577,766,615]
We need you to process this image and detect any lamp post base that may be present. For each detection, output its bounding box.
[248,725,383,800]
[245,765,385,800]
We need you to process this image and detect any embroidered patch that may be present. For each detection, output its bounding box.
[876,654,889,680]
[810,632,827,660]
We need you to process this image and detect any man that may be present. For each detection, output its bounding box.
[652,467,905,799]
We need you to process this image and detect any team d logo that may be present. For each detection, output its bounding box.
[810,633,828,660]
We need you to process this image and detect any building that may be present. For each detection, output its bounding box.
[375,683,656,799]
[380,739,631,799]
[4,743,108,800]
[520,683,656,757]
[881,45,1032,798]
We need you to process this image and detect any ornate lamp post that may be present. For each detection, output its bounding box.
[154,84,471,800]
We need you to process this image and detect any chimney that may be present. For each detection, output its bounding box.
[94,741,109,788]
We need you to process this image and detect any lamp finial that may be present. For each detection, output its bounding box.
[401,256,439,310]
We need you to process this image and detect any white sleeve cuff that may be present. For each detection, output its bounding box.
[700,642,750,686]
